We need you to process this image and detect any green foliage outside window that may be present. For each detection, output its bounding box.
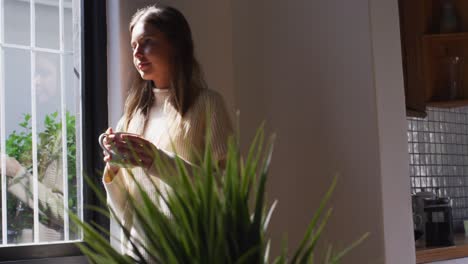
[0,111,77,242]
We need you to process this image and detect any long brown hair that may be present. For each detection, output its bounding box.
[124,5,205,130]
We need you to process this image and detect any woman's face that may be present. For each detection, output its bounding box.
[131,21,173,89]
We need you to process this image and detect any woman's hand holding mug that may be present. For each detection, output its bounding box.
[99,128,158,171]
[100,128,121,178]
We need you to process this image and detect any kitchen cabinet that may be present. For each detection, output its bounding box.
[399,0,468,117]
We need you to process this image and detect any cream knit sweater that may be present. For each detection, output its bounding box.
[103,88,232,261]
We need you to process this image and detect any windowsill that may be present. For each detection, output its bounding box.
[416,234,468,263]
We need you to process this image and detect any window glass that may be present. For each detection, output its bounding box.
[36,0,60,49]
[4,0,30,46]
[0,0,82,245]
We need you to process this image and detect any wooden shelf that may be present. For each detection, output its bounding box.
[427,99,468,108]
[399,0,468,114]
[422,33,468,105]
[423,32,468,40]
[417,234,468,263]
[407,108,427,118]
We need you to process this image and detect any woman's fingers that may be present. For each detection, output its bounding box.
[103,133,116,145]
[100,129,152,169]
[102,134,157,169]
[126,155,152,168]
[112,144,155,160]
[113,136,152,150]
[121,134,152,148]
[104,143,113,150]
[115,136,156,154]
[103,147,114,163]
[111,145,154,167]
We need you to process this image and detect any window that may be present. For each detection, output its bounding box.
[1,0,82,245]
[0,0,108,260]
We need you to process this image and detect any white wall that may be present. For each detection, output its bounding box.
[231,0,385,261]
[371,0,415,262]
[231,0,414,263]
[108,0,415,263]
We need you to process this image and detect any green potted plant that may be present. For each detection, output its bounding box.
[73,126,368,263]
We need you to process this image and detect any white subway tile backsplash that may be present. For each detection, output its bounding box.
[408,107,468,231]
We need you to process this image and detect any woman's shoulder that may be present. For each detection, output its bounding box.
[197,88,223,101]
[193,88,226,110]
[184,88,229,123]
[190,88,232,125]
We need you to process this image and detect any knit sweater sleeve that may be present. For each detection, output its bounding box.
[102,117,129,220]
[205,90,233,164]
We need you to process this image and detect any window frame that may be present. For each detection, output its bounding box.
[0,0,108,261]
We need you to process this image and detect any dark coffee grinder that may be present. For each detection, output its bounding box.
[424,197,454,247]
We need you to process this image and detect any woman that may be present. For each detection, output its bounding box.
[101,4,232,261]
